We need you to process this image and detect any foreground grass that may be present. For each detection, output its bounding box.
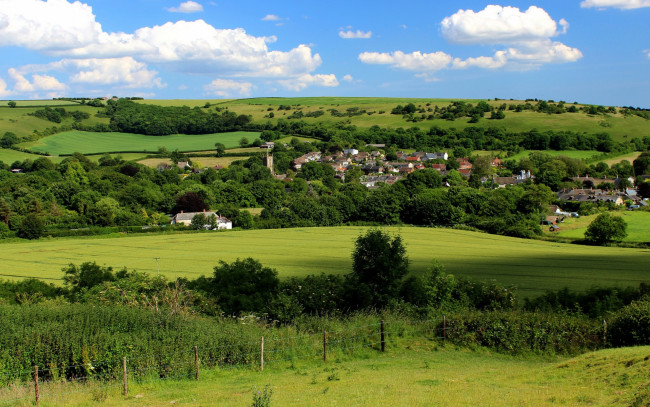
[3,345,648,406]
[3,226,650,296]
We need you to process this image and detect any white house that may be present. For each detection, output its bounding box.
[171,210,232,230]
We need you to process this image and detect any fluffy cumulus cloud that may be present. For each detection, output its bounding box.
[339,30,372,39]
[278,74,339,91]
[441,6,564,44]
[359,51,452,72]
[8,68,66,92]
[0,0,103,51]
[0,0,336,96]
[580,0,650,9]
[359,5,581,78]
[0,78,11,97]
[204,78,253,97]
[167,1,204,13]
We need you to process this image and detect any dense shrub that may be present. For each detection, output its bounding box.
[444,310,601,354]
[608,300,650,347]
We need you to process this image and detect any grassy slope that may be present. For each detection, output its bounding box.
[213,97,650,142]
[23,130,260,155]
[0,105,108,139]
[545,211,650,243]
[2,226,650,296]
[4,345,649,406]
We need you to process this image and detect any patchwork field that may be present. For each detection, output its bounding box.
[23,130,261,155]
[3,226,649,297]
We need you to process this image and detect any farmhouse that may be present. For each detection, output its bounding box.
[171,210,232,229]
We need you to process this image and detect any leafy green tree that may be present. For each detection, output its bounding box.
[7,101,16,108]
[350,229,409,307]
[633,151,650,176]
[214,142,226,157]
[0,132,19,148]
[16,214,44,240]
[190,213,208,230]
[208,258,280,315]
[62,262,117,294]
[400,260,456,308]
[584,212,627,244]
[239,137,249,148]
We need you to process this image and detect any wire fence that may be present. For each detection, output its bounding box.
[0,318,451,405]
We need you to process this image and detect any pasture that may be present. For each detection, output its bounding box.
[2,344,648,406]
[23,130,260,155]
[546,211,650,243]
[3,226,650,297]
[137,156,245,169]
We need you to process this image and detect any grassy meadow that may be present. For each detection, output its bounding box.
[2,344,648,406]
[137,156,245,169]
[545,210,650,243]
[203,97,650,142]
[2,226,650,297]
[23,130,260,155]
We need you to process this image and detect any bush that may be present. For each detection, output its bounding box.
[608,300,650,347]
[584,212,627,244]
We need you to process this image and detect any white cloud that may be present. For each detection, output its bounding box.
[343,74,354,82]
[0,0,334,93]
[204,78,253,97]
[261,14,282,21]
[278,74,339,91]
[8,68,66,93]
[359,5,581,79]
[167,1,203,13]
[0,0,103,51]
[359,51,453,72]
[441,5,564,44]
[65,58,165,89]
[580,0,650,9]
[0,78,12,97]
[339,30,372,39]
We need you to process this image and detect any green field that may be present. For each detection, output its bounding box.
[2,344,648,406]
[3,226,650,297]
[23,130,260,155]
[215,98,650,142]
[500,150,604,161]
[546,211,650,243]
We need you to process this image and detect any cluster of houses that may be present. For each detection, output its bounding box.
[291,148,482,188]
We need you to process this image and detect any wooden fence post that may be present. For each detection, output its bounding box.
[323,331,327,362]
[194,346,199,380]
[260,337,264,372]
[603,320,608,347]
[33,366,39,406]
[380,320,385,352]
[443,316,447,343]
[122,357,128,398]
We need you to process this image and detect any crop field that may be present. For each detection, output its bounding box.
[546,211,650,242]
[3,226,650,297]
[23,130,260,155]
[137,156,245,168]
[2,344,648,406]
[603,151,642,166]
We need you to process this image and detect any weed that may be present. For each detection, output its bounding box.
[251,385,273,407]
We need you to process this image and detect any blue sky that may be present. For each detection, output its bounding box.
[0,0,648,107]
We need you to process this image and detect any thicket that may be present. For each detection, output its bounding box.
[30,107,90,123]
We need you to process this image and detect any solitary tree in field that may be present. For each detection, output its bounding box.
[7,101,16,108]
[584,212,627,245]
[214,142,226,157]
[239,137,249,148]
[351,229,409,307]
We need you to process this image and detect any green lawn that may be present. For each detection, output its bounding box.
[504,150,603,161]
[3,226,650,297]
[547,211,650,243]
[3,344,648,406]
[22,130,260,155]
